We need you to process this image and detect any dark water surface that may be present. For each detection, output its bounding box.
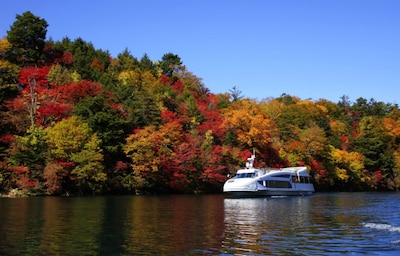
[1,193,400,255]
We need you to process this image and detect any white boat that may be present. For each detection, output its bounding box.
[223,153,315,197]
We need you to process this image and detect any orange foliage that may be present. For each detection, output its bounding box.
[222,99,274,149]
[90,58,104,72]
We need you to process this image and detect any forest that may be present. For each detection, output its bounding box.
[1,12,400,196]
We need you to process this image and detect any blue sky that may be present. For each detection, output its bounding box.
[2,0,399,104]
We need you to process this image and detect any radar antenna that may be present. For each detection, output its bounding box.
[245,149,256,169]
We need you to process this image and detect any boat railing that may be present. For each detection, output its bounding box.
[258,167,308,175]
[259,167,284,174]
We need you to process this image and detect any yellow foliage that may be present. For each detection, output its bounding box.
[299,125,327,156]
[258,99,284,121]
[297,100,313,106]
[330,146,365,182]
[335,167,349,182]
[45,116,93,158]
[0,37,11,52]
[330,120,349,135]
[71,71,81,82]
[118,69,140,86]
[316,104,328,114]
[0,58,20,85]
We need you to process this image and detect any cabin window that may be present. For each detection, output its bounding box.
[272,174,290,178]
[236,173,255,178]
[265,180,292,188]
[292,176,311,183]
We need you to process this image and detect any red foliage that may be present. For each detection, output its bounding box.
[13,165,28,175]
[310,159,320,170]
[13,165,31,189]
[27,180,38,188]
[4,97,26,112]
[169,173,190,191]
[60,80,103,103]
[316,169,328,176]
[239,149,253,162]
[200,168,226,183]
[57,158,75,169]
[36,102,73,124]
[44,45,74,65]
[61,52,74,65]
[297,161,305,166]
[312,168,332,186]
[375,170,383,182]
[19,66,50,88]
[159,74,171,85]
[0,134,15,144]
[161,109,177,123]
[172,80,185,94]
[6,73,105,126]
[114,161,129,174]
[196,96,226,139]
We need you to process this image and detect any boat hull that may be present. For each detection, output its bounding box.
[224,189,314,198]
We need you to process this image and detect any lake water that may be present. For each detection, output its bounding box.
[0,193,399,255]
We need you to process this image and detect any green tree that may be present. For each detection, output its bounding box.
[56,37,110,81]
[116,48,139,71]
[159,52,182,77]
[351,97,394,118]
[139,53,156,74]
[70,134,106,194]
[73,95,129,157]
[6,11,48,66]
[229,86,243,102]
[353,116,396,190]
[354,116,392,171]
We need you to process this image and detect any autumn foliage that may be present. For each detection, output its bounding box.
[1,12,400,196]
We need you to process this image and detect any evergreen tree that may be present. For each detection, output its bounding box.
[159,52,182,77]
[6,11,48,66]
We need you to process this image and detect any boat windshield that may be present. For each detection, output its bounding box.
[236,173,255,178]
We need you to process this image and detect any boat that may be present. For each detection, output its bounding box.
[223,153,315,197]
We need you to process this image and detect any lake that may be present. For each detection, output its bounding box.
[0,193,399,255]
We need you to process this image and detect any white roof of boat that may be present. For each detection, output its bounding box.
[236,166,308,174]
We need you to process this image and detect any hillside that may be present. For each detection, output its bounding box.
[1,12,399,196]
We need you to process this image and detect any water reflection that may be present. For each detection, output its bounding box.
[122,195,225,255]
[223,196,313,255]
[0,195,225,256]
[1,193,400,255]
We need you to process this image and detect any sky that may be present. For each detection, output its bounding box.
[1,0,400,104]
